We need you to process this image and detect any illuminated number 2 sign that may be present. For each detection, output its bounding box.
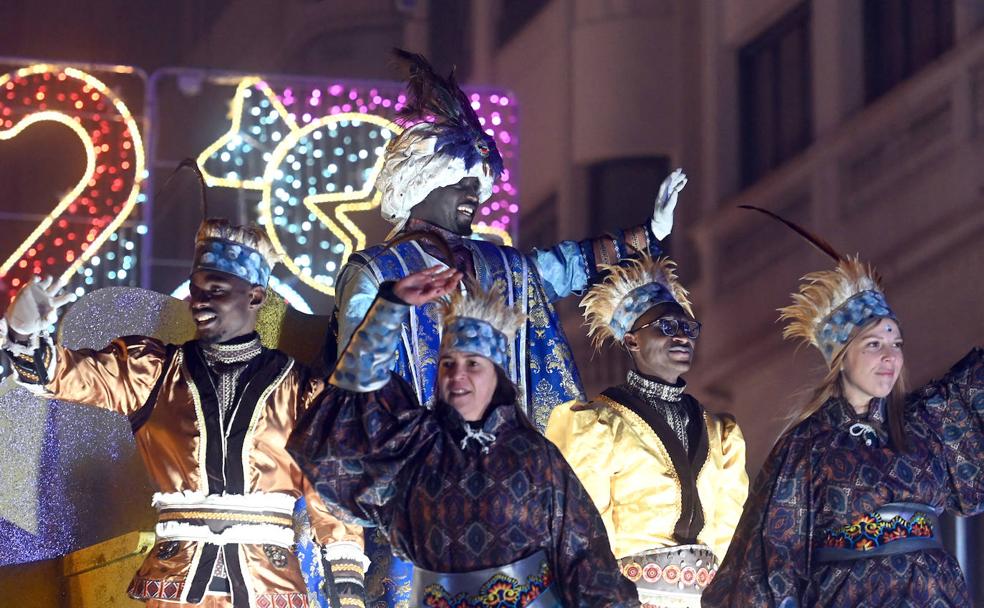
[0,64,145,300]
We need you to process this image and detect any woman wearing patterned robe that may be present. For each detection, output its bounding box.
[290,268,639,607]
[702,250,984,607]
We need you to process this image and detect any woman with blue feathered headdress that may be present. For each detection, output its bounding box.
[291,265,640,607]
[702,208,984,608]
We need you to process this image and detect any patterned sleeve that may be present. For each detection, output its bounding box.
[5,334,169,417]
[911,347,984,515]
[543,441,640,607]
[333,255,382,358]
[297,374,366,547]
[288,376,441,532]
[528,223,663,302]
[701,426,815,608]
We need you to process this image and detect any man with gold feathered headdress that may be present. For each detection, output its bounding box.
[546,253,748,608]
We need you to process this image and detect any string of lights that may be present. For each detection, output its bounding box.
[0,64,146,301]
[197,76,518,295]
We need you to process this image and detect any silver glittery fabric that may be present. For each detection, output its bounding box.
[626,370,690,452]
[2,287,182,566]
[58,286,195,350]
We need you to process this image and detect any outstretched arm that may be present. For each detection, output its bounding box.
[1,276,169,415]
[702,429,813,608]
[529,169,687,301]
[289,268,461,530]
[331,267,460,393]
[914,348,984,516]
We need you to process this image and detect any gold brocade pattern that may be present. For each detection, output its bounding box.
[157,511,295,526]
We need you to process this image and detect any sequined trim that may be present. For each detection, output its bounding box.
[619,544,717,595]
[816,289,896,362]
[627,370,685,403]
[194,237,272,287]
[611,283,678,340]
[440,316,510,371]
[625,371,689,451]
[158,510,294,527]
[201,335,263,365]
[255,592,309,608]
[331,294,407,392]
[822,509,935,552]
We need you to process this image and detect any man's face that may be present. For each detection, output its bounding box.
[408,176,481,235]
[623,303,698,384]
[189,271,264,343]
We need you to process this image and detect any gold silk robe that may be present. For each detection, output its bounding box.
[35,335,361,606]
[545,387,748,562]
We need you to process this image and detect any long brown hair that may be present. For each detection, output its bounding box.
[791,320,908,451]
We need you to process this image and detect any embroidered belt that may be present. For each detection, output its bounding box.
[412,550,560,608]
[816,502,943,562]
[618,544,717,605]
[152,491,296,547]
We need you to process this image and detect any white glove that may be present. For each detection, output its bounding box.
[650,168,688,240]
[5,276,76,338]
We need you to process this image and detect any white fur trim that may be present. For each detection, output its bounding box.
[155,521,295,547]
[322,541,371,570]
[377,125,495,233]
[152,490,296,515]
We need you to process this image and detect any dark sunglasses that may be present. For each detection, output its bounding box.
[632,317,702,339]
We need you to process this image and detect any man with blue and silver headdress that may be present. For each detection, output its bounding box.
[334,49,687,428]
[332,51,686,605]
[1,202,367,607]
[546,253,748,608]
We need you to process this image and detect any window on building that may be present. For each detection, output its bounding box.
[738,3,812,188]
[863,0,955,103]
[520,192,557,250]
[588,157,671,243]
[429,0,472,81]
[497,0,550,49]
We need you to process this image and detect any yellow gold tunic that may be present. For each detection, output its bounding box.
[545,388,748,562]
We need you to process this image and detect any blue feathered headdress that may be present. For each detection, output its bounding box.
[394,49,504,177]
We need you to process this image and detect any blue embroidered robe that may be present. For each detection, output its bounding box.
[331,220,661,607]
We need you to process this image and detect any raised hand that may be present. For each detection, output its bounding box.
[393,266,462,306]
[650,168,688,240]
[5,276,77,339]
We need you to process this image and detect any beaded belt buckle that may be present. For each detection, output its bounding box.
[618,544,718,596]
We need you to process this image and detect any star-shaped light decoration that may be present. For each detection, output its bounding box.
[197,77,520,295]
